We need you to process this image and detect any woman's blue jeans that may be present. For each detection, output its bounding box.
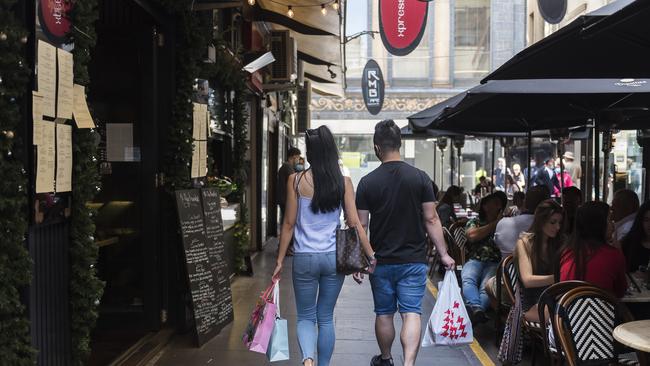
[292,251,344,366]
[461,259,498,311]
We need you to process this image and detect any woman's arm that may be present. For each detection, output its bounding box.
[343,177,374,258]
[516,238,554,288]
[273,173,299,277]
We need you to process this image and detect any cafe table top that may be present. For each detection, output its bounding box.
[613,320,650,353]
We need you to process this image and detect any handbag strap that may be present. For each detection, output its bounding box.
[273,279,280,317]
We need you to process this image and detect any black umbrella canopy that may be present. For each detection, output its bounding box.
[435,78,650,132]
[402,123,592,139]
[408,93,468,130]
[484,0,650,81]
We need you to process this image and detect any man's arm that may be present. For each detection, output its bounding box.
[422,202,455,269]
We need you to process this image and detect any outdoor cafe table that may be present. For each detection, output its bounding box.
[613,320,650,366]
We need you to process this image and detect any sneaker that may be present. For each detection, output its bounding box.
[470,306,488,324]
[370,355,394,366]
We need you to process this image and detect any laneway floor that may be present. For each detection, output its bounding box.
[151,240,491,365]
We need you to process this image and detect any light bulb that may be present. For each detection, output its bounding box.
[321,4,327,15]
[287,6,294,18]
[247,0,255,5]
[332,0,339,11]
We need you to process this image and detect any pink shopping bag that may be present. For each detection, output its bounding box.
[243,280,278,354]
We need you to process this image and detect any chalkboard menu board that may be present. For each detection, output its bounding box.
[175,189,234,346]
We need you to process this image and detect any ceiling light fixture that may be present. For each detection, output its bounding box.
[321,4,327,15]
[287,5,294,18]
[332,0,339,11]
[247,0,255,5]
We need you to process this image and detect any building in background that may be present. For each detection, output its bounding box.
[310,0,526,194]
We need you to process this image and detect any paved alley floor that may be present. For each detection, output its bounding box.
[151,241,490,366]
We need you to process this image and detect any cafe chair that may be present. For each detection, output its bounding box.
[498,255,544,365]
[449,221,468,266]
[537,281,590,364]
[553,286,639,366]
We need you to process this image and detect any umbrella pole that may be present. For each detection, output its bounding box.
[527,130,532,190]
[491,138,496,191]
[559,142,565,205]
[594,127,601,201]
[441,151,445,189]
[433,144,437,184]
[602,129,612,203]
[450,144,455,188]
[458,147,462,187]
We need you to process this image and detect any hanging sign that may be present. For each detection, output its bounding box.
[537,0,566,24]
[378,0,429,56]
[37,0,73,45]
[361,59,384,115]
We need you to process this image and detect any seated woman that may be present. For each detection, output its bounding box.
[620,201,650,273]
[515,200,564,322]
[462,193,504,323]
[436,185,462,228]
[559,201,627,298]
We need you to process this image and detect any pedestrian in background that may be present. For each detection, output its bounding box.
[354,120,454,366]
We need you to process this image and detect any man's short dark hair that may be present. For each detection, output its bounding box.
[373,119,401,151]
[288,147,301,158]
[524,185,550,213]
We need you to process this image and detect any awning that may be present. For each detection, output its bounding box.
[254,0,341,36]
[484,0,650,81]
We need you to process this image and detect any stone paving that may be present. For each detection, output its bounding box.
[151,242,487,366]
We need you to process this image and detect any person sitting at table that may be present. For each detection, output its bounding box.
[495,186,550,258]
[436,185,462,228]
[515,199,564,322]
[462,193,504,323]
[620,201,650,273]
[612,189,640,244]
[559,201,627,298]
[505,191,526,217]
[561,186,582,235]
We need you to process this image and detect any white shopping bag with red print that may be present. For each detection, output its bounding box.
[422,270,473,347]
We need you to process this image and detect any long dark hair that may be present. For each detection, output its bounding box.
[621,201,650,272]
[560,201,609,280]
[305,126,344,213]
[440,185,462,206]
[523,199,564,275]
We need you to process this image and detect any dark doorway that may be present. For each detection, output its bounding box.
[86,1,163,364]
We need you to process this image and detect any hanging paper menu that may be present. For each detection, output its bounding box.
[36,121,55,193]
[55,123,72,192]
[56,48,74,119]
[37,40,57,118]
[72,84,96,128]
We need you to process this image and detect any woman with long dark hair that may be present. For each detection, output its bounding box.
[436,185,462,227]
[620,201,650,273]
[273,126,374,366]
[559,201,627,298]
[515,200,563,322]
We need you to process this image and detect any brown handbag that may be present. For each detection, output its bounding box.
[336,226,370,275]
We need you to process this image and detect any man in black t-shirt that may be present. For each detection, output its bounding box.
[355,120,455,366]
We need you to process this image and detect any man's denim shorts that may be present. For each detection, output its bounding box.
[369,263,428,315]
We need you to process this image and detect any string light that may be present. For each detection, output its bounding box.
[287,5,294,18]
[332,0,339,11]
[321,4,327,15]
[247,0,255,5]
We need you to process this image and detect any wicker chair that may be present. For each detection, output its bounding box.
[536,281,590,365]
[553,286,641,366]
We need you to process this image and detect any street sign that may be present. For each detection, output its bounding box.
[37,0,72,45]
[361,59,385,115]
[378,0,428,56]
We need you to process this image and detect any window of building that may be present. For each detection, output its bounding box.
[391,19,430,80]
[454,0,490,85]
[345,0,369,80]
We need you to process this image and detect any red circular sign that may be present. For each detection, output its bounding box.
[379,0,428,56]
[38,0,73,45]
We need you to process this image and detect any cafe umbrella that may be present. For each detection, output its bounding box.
[484,0,650,81]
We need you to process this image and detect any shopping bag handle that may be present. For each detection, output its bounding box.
[273,279,281,318]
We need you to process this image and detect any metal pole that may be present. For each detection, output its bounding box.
[433,142,437,184]
[458,147,462,186]
[527,130,532,190]
[450,144,455,188]
[440,151,445,189]
[602,129,611,203]
[594,126,601,201]
[491,138,496,190]
[559,142,565,205]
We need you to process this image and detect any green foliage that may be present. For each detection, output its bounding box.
[68,1,105,365]
[0,0,36,364]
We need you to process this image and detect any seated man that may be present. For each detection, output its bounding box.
[486,186,549,308]
[611,189,640,243]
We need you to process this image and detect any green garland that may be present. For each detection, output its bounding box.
[68,2,105,365]
[0,0,36,364]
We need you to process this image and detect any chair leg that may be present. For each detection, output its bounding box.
[531,341,537,366]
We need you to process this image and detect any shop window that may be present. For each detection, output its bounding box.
[453,0,490,85]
